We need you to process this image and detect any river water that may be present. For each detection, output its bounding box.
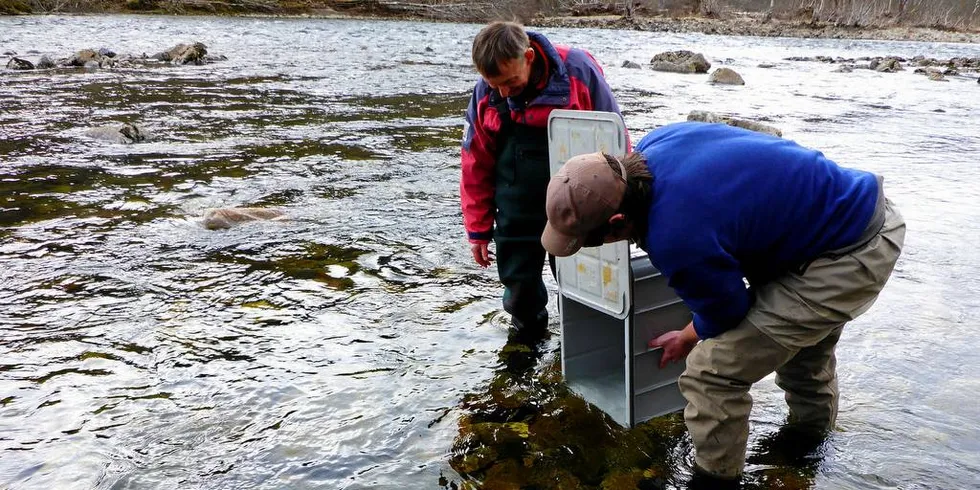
[1,14,978,490]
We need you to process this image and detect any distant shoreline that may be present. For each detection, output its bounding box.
[215,10,980,44]
[528,13,980,45]
[3,9,980,45]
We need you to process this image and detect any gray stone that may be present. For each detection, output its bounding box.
[708,67,745,85]
[202,208,287,230]
[688,110,783,138]
[5,57,34,70]
[84,123,149,144]
[872,57,903,73]
[622,60,642,69]
[36,55,55,69]
[164,42,208,65]
[651,61,695,74]
[69,49,103,67]
[650,50,711,74]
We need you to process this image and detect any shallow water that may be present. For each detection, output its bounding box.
[1,14,978,490]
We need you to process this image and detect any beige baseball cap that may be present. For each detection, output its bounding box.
[541,152,627,257]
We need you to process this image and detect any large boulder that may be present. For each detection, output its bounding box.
[708,67,745,85]
[83,123,149,144]
[650,50,711,74]
[688,111,782,138]
[202,207,287,230]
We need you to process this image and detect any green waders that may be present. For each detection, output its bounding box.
[492,100,552,331]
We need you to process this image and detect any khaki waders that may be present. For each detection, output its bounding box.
[679,195,906,479]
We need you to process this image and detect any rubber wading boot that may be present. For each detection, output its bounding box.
[507,310,549,347]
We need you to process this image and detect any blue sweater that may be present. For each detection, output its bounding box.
[636,122,879,339]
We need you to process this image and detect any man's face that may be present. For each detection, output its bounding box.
[482,48,534,98]
[582,214,634,249]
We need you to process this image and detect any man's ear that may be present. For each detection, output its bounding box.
[524,47,534,64]
[608,213,629,230]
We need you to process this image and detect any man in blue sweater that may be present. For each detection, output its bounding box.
[541,122,905,485]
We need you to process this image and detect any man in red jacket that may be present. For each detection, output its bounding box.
[460,21,626,334]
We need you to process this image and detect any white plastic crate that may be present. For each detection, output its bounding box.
[548,110,690,427]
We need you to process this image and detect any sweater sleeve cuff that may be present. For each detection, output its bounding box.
[467,230,493,243]
[692,313,722,340]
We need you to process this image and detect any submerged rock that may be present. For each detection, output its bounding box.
[708,67,745,85]
[688,110,783,137]
[914,68,950,81]
[36,55,55,69]
[650,50,711,74]
[5,57,34,70]
[201,207,287,230]
[84,123,149,144]
[621,60,641,69]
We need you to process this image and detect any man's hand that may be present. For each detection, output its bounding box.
[648,321,699,369]
[471,242,493,268]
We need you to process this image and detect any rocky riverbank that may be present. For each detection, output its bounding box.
[529,12,980,44]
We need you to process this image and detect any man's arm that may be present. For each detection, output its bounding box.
[648,256,752,367]
[460,84,497,254]
[666,256,753,340]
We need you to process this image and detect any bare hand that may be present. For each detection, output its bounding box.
[471,242,493,268]
[648,321,699,369]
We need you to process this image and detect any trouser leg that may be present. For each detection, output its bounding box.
[679,322,797,479]
[775,325,844,430]
[494,235,548,328]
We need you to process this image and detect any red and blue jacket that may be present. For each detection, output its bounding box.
[460,31,626,243]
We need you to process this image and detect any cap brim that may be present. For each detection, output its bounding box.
[541,222,583,257]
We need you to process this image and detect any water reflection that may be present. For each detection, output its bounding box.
[444,326,843,489]
[446,326,685,489]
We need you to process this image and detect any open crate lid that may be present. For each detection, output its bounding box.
[547,110,631,319]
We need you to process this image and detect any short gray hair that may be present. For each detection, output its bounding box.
[471,21,529,77]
